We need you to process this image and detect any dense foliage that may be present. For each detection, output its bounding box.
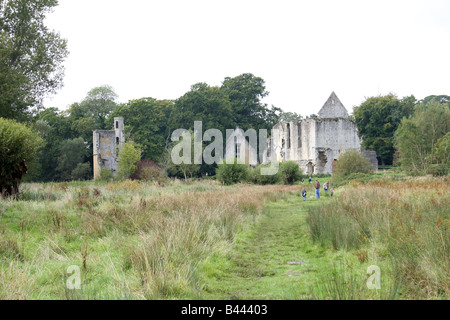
[395,101,450,175]
[0,118,42,196]
[333,150,374,177]
[353,94,416,165]
[0,0,68,121]
[216,159,250,185]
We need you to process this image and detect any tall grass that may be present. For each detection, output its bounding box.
[307,178,450,299]
[0,180,297,299]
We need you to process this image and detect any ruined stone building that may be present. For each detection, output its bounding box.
[264,92,378,174]
[93,117,125,179]
[224,127,258,165]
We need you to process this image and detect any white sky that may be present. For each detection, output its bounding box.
[43,0,450,116]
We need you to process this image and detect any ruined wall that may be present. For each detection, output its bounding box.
[262,92,378,174]
[313,118,361,174]
[93,117,125,179]
[362,150,379,171]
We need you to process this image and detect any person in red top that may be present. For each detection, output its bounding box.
[315,179,320,199]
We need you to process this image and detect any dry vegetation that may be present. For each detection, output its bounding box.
[0,180,297,299]
[308,178,450,299]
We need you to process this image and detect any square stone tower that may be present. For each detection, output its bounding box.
[93,117,125,179]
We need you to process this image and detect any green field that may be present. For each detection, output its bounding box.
[0,174,448,300]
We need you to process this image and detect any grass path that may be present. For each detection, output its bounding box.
[200,191,343,299]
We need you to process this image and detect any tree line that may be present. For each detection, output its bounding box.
[0,0,448,190]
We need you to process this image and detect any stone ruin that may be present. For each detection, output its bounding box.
[93,117,125,179]
[264,92,378,174]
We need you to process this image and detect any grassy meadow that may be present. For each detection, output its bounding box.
[0,173,448,300]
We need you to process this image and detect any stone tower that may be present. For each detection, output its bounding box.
[93,117,125,179]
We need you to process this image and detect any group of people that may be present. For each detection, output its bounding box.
[301,177,334,201]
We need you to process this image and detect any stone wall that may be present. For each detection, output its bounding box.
[93,117,125,179]
[265,92,376,175]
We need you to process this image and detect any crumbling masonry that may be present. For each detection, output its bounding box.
[93,117,125,179]
[264,92,378,174]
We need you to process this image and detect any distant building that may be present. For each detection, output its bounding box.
[93,117,125,179]
[264,92,378,174]
[224,127,258,166]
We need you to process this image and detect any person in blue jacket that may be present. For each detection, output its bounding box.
[302,188,307,201]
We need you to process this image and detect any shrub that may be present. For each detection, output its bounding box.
[99,168,114,181]
[429,164,448,177]
[131,159,166,181]
[117,141,142,180]
[71,163,91,181]
[0,118,43,197]
[279,161,302,185]
[334,150,374,177]
[216,159,250,185]
[250,164,282,185]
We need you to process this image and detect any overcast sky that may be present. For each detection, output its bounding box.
[43,0,450,116]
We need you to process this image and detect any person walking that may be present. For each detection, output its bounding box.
[315,179,320,199]
[302,188,307,201]
[324,181,329,193]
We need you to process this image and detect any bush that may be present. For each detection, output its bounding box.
[131,159,166,181]
[0,118,43,197]
[250,164,282,185]
[279,161,302,185]
[117,141,142,180]
[334,150,374,177]
[71,162,91,181]
[99,168,114,181]
[429,164,448,177]
[216,159,250,185]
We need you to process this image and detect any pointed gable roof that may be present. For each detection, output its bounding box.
[318,92,349,119]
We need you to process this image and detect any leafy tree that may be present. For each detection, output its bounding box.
[434,132,450,167]
[32,107,71,181]
[117,141,142,180]
[221,73,280,130]
[113,98,172,162]
[0,117,42,197]
[165,130,201,180]
[70,85,118,132]
[276,111,302,122]
[56,137,89,181]
[353,94,416,165]
[170,83,234,133]
[0,0,69,121]
[395,101,450,174]
[334,150,374,177]
[417,95,450,105]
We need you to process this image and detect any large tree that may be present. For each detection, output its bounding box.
[113,97,173,162]
[353,94,416,165]
[395,101,450,174]
[0,0,68,121]
[221,73,281,130]
[169,83,234,133]
[68,86,118,144]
